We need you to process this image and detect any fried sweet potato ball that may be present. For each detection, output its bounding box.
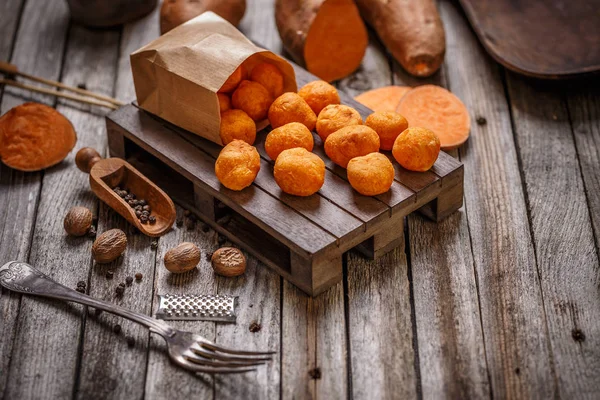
[274,148,325,196]
[324,125,380,168]
[265,122,314,160]
[250,62,285,98]
[219,64,245,93]
[298,80,340,115]
[347,152,395,196]
[215,140,260,191]
[365,111,409,151]
[232,80,273,122]
[217,93,231,113]
[220,109,256,145]
[392,127,440,172]
[0,102,77,171]
[316,104,363,141]
[268,92,317,131]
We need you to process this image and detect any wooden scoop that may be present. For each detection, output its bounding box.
[76,148,176,237]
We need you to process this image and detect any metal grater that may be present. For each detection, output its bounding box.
[155,294,238,322]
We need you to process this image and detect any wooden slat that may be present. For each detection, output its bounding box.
[146,208,216,400]
[337,35,418,400]
[0,0,30,396]
[3,5,122,400]
[565,82,600,256]
[109,105,338,258]
[69,21,151,400]
[506,72,600,397]
[381,2,491,397]
[440,1,556,397]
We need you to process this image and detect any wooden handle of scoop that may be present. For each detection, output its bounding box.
[75,147,103,173]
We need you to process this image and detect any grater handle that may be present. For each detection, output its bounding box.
[0,261,174,336]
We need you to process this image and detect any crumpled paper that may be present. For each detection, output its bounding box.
[131,12,297,145]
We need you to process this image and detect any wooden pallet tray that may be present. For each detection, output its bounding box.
[105,66,463,296]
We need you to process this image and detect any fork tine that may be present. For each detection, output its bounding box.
[184,353,267,368]
[199,342,276,356]
[179,359,257,374]
[192,343,273,362]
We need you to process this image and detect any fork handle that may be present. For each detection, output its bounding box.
[0,261,174,336]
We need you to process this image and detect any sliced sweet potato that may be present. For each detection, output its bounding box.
[275,0,368,82]
[397,85,470,150]
[160,0,246,34]
[354,86,411,112]
[355,0,445,77]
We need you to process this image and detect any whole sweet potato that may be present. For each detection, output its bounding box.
[160,0,246,33]
[355,0,445,77]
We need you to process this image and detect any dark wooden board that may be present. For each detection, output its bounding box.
[459,0,600,78]
[106,64,464,295]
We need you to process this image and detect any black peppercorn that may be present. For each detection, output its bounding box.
[139,200,147,206]
[176,219,183,227]
[149,216,156,224]
[87,225,97,238]
[217,235,226,245]
[125,276,133,286]
[113,186,120,192]
[184,210,191,217]
[77,280,86,287]
[142,210,150,216]
[116,286,125,296]
[140,215,148,224]
[476,116,487,126]
[76,287,86,293]
[94,308,102,317]
[142,205,150,211]
[249,322,261,333]
[135,272,143,280]
[127,337,135,347]
[113,324,122,334]
[106,270,114,279]
[201,224,209,233]
[150,240,158,249]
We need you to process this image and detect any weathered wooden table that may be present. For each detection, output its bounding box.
[1,1,598,399]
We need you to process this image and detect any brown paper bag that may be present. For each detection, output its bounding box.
[130,12,297,145]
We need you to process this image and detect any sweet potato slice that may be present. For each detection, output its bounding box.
[397,85,470,150]
[160,0,246,34]
[354,86,411,112]
[355,0,445,77]
[0,102,77,171]
[275,0,368,82]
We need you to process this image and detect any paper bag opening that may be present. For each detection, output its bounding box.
[131,12,297,145]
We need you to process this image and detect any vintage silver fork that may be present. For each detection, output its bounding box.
[0,261,272,374]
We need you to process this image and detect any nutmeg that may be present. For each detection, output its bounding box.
[75,147,101,173]
[211,247,246,277]
[164,242,201,273]
[92,229,127,263]
[64,206,93,236]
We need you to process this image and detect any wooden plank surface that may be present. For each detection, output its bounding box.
[506,72,600,397]
[339,36,418,400]
[440,1,556,397]
[1,1,74,398]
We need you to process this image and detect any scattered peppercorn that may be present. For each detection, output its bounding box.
[94,308,103,316]
[205,252,213,262]
[106,270,114,279]
[77,83,87,90]
[135,272,143,281]
[87,225,97,238]
[249,322,261,333]
[76,287,86,293]
[113,324,122,334]
[176,219,183,227]
[151,240,158,249]
[119,282,125,287]
[77,280,86,287]
[217,235,226,245]
[184,210,191,217]
[201,224,210,233]
[125,276,133,286]
[116,286,125,296]
[127,337,135,347]
[476,116,487,126]
[149,216,156,224]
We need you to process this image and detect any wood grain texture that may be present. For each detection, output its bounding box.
[0,1,72,398]
[440,1,556,397]
[214,252,281,399]
[566,82,600,256]
[0,0,29,395]
[506,72,600,397]
[145,207,216,400]
[339,34,417,400]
